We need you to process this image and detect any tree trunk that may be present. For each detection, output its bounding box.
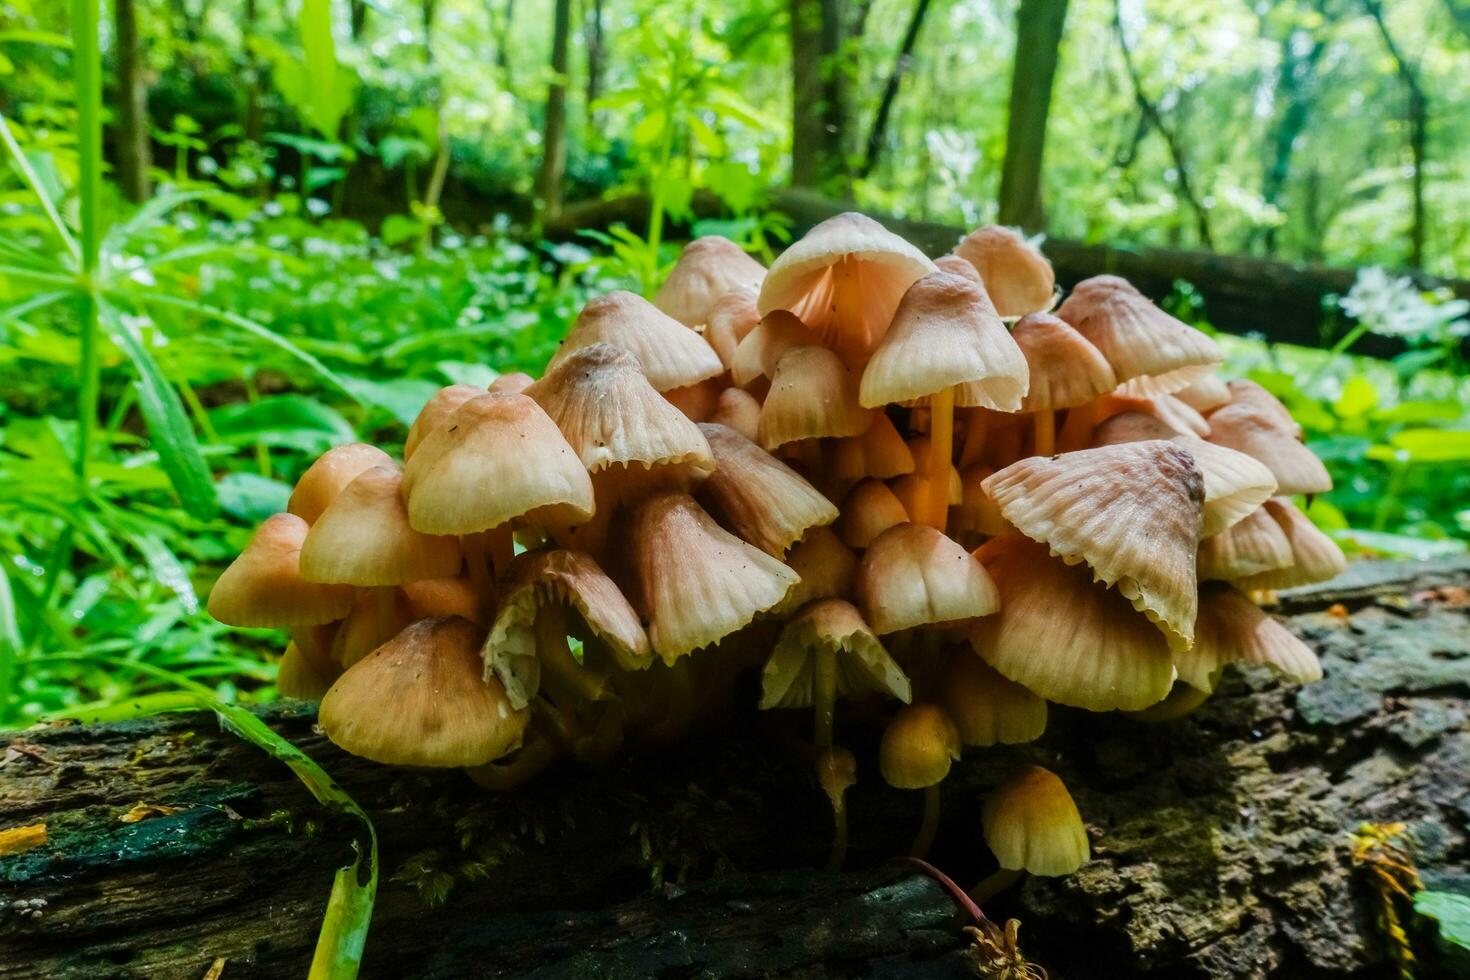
[112,0,152,203]
[3,560,1468,979]
[1363,0,1428,269]
[585,0,605,113]
[536,0,573,220]
[789,0,849,192]
[350,0,369,39]
[996,0,1070,231]
[858,0,934,180]
[242,0,265,146]
[1260,23,1324,255]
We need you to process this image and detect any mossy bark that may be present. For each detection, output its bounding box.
[1,559,1467,979]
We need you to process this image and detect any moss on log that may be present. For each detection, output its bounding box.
[1,559,1468,978]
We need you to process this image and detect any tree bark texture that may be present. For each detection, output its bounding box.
[2,560,1468,978]
[535,0,573,220]
[112,0,152,203]
[790,0,850,192]
[995,0,1070,231]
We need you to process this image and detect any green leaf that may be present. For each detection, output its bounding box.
[209,395,355,454]
[1415,890,1470,951]
[0,557,20,720]
[100,305,219,520]
[380,214,425,247]
[1333,376,1378,418]
[342,376,439,428]
[299,0,357,139]
[1387,429,1470,463]
[216,472,293,523]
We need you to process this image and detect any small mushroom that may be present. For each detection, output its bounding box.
[287,443,394,524]
[879,702,960,858]
[835,479,910,550]
[950,225,1056,318]
[757,346,875,451]
[207,513,354,628]
[708,386,762,442]
[696,422,838,556]
[975,765,1089,902]
[1011,311,1116,456]
[654,236,766,328]
[548,290,723,392]
[939,652,1046,747]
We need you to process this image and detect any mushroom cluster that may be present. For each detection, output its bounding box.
[209,216,1341,891]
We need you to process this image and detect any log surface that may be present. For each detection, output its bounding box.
[2,559,1468,979]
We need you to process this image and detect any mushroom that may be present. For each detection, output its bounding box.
[1230,498,1346,591]
[696,422,839,556]
[276,642,336,700]
[972,535,1174,711]
[983,441,1204,650]
[704,284,761,371]
[939,652,1046,747]
[662,377,725,423]
[1011,312,1117,456]
[319,616,529,767]
[879,702,961,857]
[954,465,1011,540]
[1172,584,1321,694]
[1174,373,1232,413]
[1205,395,1332,496]
[832,412,915,483]
[207,513,354,628]
[654,236,766,328]
[403,384,484,462]
[547,290,724,393]
[950,225,1056,318]
[330,588,413,667]
[287,443,394,524]
[772,527,859,616]
[487,371,535,395]
[1198,504,1295,582]
[856,523,999,637]
[932,253,983,284]
[731,309,823,387]
[709,386,762,442]
[835,479,910,549]
[861,272,1028,527]
[975,765,1089,902]
[757,211,935,367]
[757,345,876,451]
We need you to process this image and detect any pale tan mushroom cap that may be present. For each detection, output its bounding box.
[709,386,762,442]
[856,522,999,634]
[484,549,651,709]
[1058,275,1222,396]
[705,284,762,370]
[1206,401,1331,496]
[758,212,936,363]
[731,309,823,387]
[547,290,723,391]
[1218,379,1301,434]
[697,422,838,556]
[299,465,461,586]
[627,493,798,662]
[403,393,595,535]
[1174,585,1321,692]
[528,343,715,478]
[833,412,915,481]
[757,346,876,450]
[655,236,766,327]
[1012,312,1117,412]
[982,765,1090,876]
[288,443,395,524]
[1174,374,1232,413]
[973,535,1174,711]
[759,599,911,709]
[277,642,336,701]
[879,702,961,789]
[772,527,859,616]
[835,479,910,550]
[320,616,529,767]
[487,371,535,395]
[208,513,355,628]
[859,272,1029,411]
[933,254,983,284]
[940,653,1047,747]
[952,225,1056,318]
[983,441,1204,650]
[1198,504,1294,581]
[402,576,483,624]
[1231,498,1346,590]
[404,385,483,463]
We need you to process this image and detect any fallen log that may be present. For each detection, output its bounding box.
[2,558,1468,979]
[547,189,1470,359]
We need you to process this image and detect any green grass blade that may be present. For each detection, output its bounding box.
[0,112,80,265]
[99,303,219,519]
[0,560,20,723]
[205,700,378,980]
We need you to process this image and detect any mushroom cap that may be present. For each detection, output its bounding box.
[330,589,414,668]
[759,599,911,709]
[404,384,484,463]
[731,309,824,387]
[757,346,876,450]
[982,441,1204,650]
[1173,584,1321,692]
[972,535,1174,711]
[859,272,1029,411]
[528,343,714,478]
[320,617,528,767]
[655,237,766,327]
[288,443,395,524]
[833,412,915,481]
[403,393,595,536]
[772,527,859,616]
[940,653,1047,747]
[277,642,336,701]
[982,766,1090,876]
[1205,401,1331,496]
[299,465,461,586]
[1217,379,1301,435]
[856,522,999,634]
[956,465,1013,537]
[402,576,483,624]
[709,386,762,442]
[208,513,355,627]
[705,284,761,370]
[487,371,535,395]
[758,212,936,365]
[951,225,1056,318]
[879,703,961,789]
[626,493,798,662]
[1173,374,1232,414]
[1098,392,1211,438]
[1094,412,1277,537]
[1011,312,1118,412]
[485,549,651,709]
[662,377,724,423]
[933,253,983,284]
[697,422,839,556]
[548,290,724,391]
[835,479,911,549]
[1057,275,1222,396]
[1198,504,1294,581]
[1231,498,1346,591]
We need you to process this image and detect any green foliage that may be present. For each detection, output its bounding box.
[1415,890,1470,952]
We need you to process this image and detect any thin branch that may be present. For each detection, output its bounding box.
[859,0,935,179]
[1361,0,1427,267]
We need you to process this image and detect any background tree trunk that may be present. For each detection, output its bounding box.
[858,0,933,180]
[585,0,605,113]
[3,560,1468,978]
[1363,0,1428,269]
[536,0,573,220]
[996,0,1069,231]
[112,0,152,203]
[1260,19,1325,255]
[789,0,850,192]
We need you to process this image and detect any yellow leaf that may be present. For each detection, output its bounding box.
[119,802,181,824]
[0,822,47,856]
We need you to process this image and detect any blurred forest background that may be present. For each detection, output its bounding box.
[1,0,1468,723]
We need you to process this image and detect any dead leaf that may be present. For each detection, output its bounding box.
[119,802,181,824]
[0,823,47,857]
[201,956,227,980]
[2,740,54,768]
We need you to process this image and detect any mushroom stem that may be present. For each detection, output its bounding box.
[813,645,838,749]
[463,531,492,609]
[1032,410,1055,457]
[536,605,609,707]
[487,523,515,583]
[464,736,560,791]
[827,794,849,872]
[373,586,396,640]
[960,409,989,467]
[649,659,696,743]
[832,255,867,365]
[968,867,1024,906]
[1057,401,1096,453]
[910,782,942,858]
[927,387,955,530]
